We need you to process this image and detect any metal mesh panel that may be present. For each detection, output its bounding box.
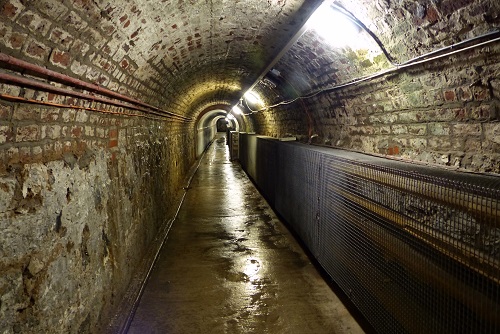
[245,134,258,180]
[317,153,500,333]
[229,131,239,161]
[255,137,278,206]
[239,139,500,333]
[274,143,322,257]
[238,133,249,171]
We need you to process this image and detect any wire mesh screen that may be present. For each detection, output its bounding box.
[275,143,322,258]
[318,152,500,333]
[239,135,500,333]
[238,133,249,172]
[254,137,279,206]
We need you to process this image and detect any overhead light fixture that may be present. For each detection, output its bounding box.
[306,2,362,49]
[226,113,236,120]
[232,105,243,115]
[244,91,263,105]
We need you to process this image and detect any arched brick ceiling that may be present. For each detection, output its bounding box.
[1,0,323,119]
[2,0,499,121]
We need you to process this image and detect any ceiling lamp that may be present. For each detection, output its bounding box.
[244,91,262,105]
[307,2,362,49]
[232,105,243,115]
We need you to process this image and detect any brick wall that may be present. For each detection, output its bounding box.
[0,97,194,332]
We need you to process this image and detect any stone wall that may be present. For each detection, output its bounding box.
[0,99,193,333]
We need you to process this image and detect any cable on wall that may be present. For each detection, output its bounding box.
[0,72,190,121]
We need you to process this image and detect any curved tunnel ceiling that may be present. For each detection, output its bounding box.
[198,109,228,130]
[2,0,499,123]
[69,0,324,119]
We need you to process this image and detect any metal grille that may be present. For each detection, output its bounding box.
[239,135,500,333]
[254,137,278,206]
[238,133,249,171]
[317,152,500,333]
[275,143,322,257]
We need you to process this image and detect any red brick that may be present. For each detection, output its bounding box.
[24,39,50,60]
[2,0,24,20]
[18,11,51,36]
[443,90,456,102]
[473,86,491,101]
[426,6,439,23]
[49,28,74,49]
[120,59,129,69]
[109,129,118,139]
[108,139,118,148]
[0,104,12,120]
[457,87,473,102]
[77,140,87,151]
[453,108,467,121]
[50,49,71,68]
[71,126,83,138]
[13,105,38,120]
[9,32,26,49]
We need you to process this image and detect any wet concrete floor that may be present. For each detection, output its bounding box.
[127,135,364,334]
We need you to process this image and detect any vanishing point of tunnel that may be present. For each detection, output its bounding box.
[1,0,500,333]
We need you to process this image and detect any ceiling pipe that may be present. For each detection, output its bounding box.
[0,52,192,121]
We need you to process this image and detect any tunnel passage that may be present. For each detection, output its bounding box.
[126,134,365,334]
[0,0,500,333]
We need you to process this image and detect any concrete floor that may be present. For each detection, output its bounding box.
[127,135,364,334]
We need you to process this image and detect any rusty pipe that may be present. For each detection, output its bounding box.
[0,52,191,121]
[0,72,190,121]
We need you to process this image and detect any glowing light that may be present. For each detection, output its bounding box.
[244,91,262,105]
[226,113,236,121]
[307,3,361,48]
[232,105,243,115]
